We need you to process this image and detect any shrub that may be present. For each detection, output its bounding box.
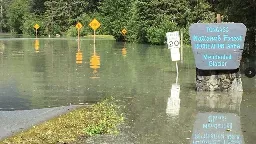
[146,15,178,45]
[22,14,46,36]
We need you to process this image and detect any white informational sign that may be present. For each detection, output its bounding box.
[166,31,181,61]
[166,84,180,117]
[166,31,180,49]
[170,48,180,61]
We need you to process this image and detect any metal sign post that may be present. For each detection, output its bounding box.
[89,18,101,45]
[33,24,40,38]
[76,22,83,51]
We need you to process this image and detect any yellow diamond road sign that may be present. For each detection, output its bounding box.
[34,24,40,30]
[89,19,101,30]
[76,22,83,30]
[121,29,127,35]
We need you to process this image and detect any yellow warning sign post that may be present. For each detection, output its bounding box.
[89,18,101,45]
[34,24,40,38]
[121,28,127,41]
[121,28,127,36]
[76,22,83,48]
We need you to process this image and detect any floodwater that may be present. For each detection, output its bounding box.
[0,38,255,143]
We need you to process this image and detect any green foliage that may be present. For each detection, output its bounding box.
[66,12,108,37]
[0,0,10,32]
[66,26,87,37]
[44,0,89,35]
[215,0,256,54]
[78,13,107,35]
[22,14,46,36]
[6,0,30,34]
[29,0,47,15]
[3,0,255,48]
[98,0,134,41]
[84,98,124,136]
[146,16,178,45]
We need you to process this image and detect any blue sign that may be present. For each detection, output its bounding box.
[189,23,247,70]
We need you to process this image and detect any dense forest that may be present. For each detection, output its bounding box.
[0,0,255,50]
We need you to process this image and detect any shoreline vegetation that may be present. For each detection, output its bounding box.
[0,98,124,144]
[0,33,116,40]
[0,0,255,53]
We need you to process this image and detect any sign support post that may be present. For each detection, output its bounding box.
[180,30,184,64]
[34,24,40,38]
[89,18,100,54]
[76,22,83,51]
[94,30,96,45]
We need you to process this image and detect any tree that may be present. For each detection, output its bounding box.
[29,0,47,15]
[0,0,9,32]
[215,0,256,54]
[6,0,30,34]
[44,0,88,35]
[99,0,134,41]
[127,0,214,44]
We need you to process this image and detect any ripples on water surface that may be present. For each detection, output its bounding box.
[0,38,255,143]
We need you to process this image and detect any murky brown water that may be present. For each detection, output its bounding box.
[0,38,255,143]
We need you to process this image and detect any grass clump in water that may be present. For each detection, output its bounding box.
[83,98,124,136]
[1,98,124,144]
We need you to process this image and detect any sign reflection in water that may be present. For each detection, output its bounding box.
[90,44,100,78]
[166,65,180,118]
[122,42,127,57]
[191,92,244,144]
[76,40,83,64]
[34,39,39,53]
[166,84,180,117]
[0,41,4,54]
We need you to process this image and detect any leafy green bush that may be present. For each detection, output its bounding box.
[84,98,124,136]
[66,26,88,37]
[146,16,178,45]
[73,13,108,36]
[22,14,46,36]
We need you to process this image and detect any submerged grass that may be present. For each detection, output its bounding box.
[1,98,124,144]
[84,35,115,40]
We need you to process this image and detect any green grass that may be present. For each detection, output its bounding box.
[0,98,124,144]
[84,35,115,40]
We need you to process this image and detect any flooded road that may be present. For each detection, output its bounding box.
[0,38,255,143]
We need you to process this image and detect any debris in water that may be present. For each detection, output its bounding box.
[226,129,231,132]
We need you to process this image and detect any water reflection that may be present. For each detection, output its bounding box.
[34,39,39,53]
[0,41,5,54]
[191,92,244,144]
[76,50,83,64]
[166,62,181,118]
[90,44,100,78]
[122,42,127,57]
[122,47,127,56]
[76,40,83,64]
[166,84,180,117]
[196,92,242,112]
